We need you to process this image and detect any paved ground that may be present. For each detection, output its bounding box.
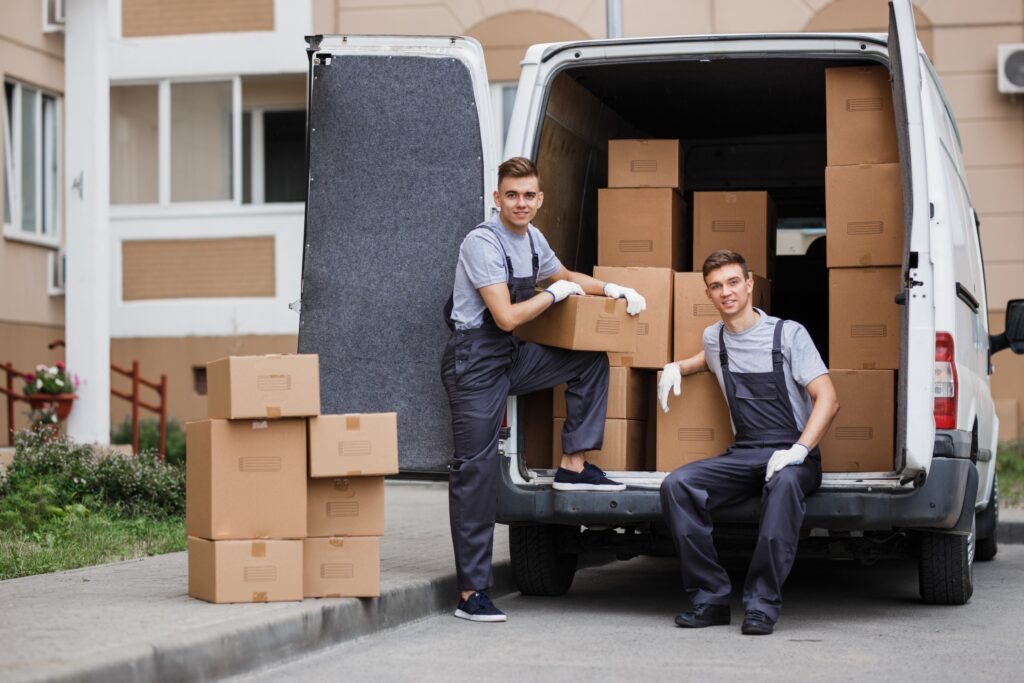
[235,546,1024,682]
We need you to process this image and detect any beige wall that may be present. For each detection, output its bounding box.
[0,320,65,442]
[121,0,275,38]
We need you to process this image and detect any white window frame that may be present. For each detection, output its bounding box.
[3,79,62,249]
[42,0,66,33]
[112,76,241,211]
[243,105,307,206]
[489,81,518,162]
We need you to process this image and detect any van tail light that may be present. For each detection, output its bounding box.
[934,332,958,429]
[501,404,509,429]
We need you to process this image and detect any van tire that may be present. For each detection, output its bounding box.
[509,524,578,596]
[918,522,974,605]
[976,476,999,562]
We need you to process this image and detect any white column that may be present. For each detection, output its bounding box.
[65,0,111,445]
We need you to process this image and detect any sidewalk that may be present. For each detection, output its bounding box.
[1,484,1022,683]
[0,481,510,683]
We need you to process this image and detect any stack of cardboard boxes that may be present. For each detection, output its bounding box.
[820,65,902,473]
[186,354,398,604]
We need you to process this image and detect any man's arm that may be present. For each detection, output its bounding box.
[478,282,559,332]
[795,373,840,451]
[671,351,708,376]
[546,265,606,295]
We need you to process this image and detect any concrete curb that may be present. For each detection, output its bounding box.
[997,519,1024,545]
[17,561,515,683]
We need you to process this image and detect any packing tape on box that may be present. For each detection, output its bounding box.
[329,538,345,548]
[251,541,266,558]
[252,592,269,602]
[346,415,361,430]
[603,298,617,314]
[266,406,282,418]
[331,478,353,494]
[251,420,269,430]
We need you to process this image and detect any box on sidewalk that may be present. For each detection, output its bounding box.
[826,65,899,167]
[207,354,320,420]
[829,267,901,369]
[186,418,307,540]
[188,537,303,604]
[819,370,895,472]
[608,139,682,188]
[656,371,733,472]
[594,266,674,369]
[692,191,776,279]
[308,476,385,537]
[552,418,645,471]
[303,536,381,598]
[553,366,647,420]
[308,413,399,478]
[514,296,637,353]
[597,189,685,270]
[826,163,904,267]
[673,272,771,359]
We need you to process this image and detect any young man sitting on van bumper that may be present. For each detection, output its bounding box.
[658,249,839,635]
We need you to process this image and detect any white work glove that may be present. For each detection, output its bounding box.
[544,280,585,303]
[657,362,682,413]
[603,283,647,316]
[765,444,809,482]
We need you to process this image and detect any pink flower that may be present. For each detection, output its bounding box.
[73,374,80,388]
[26,373,35,383]
[36,364,46,372]
[56,361,65,370]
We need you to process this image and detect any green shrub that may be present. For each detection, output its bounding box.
[997,440,1024,508]
[110,416,187,468]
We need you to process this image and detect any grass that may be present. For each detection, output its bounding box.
[0,509,185,580]
[996,440,1024,509]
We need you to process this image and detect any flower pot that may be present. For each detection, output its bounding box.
[25,393,78,421]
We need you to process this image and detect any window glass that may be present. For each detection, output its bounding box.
[171,81,232,202]
[3,82,12,226]
[110,85,159,204]
[20,87,37,232]
[42,94,57,235]
[263,110,305,203]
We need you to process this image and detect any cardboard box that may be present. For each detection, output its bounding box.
[308,413,399,478]
[819,370,895,472]
[514,296,637,353]
[594,266,674,368]
[186,419,306,540]
[673,272,771,360]
[598,188,685,270]
[303,536,381,598]
[207,354,320,420]
[552,418,645,471]
[553,366,647,420]
[522,389,554,470]
[188,537,303,604]
[829,267,901,369]
[307,476,385,537]
[608,138,682,188]
[656,371,733,471]
[826,163,904,267]
[826,65,899,167]
[995,398,1019,444]
[692,191,776,279]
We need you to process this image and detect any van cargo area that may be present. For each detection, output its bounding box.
[515,55,908,484]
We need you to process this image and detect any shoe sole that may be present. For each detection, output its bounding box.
[552,482,626,492]
[741,627,773,635]
[454,609,507,623]
[675,618,731,628]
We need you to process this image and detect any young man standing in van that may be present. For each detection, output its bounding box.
[441,156,646,622]
[657,249,838,635]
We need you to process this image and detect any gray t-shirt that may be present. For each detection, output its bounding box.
[703,309,828,432]
[450,213,562,330]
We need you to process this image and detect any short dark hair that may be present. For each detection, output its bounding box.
[702,250,750,282]
[498,157,539,186]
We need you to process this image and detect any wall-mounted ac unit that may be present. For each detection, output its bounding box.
[42,0,65,33]
[998,44,1024,94]
[48,248,66,296]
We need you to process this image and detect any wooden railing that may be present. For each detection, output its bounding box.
[1,362,31,446]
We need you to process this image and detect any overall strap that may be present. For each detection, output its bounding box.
[527,228,539,280]
[718,325,729,370]
[481,223,515,280]
[771,319,785,372]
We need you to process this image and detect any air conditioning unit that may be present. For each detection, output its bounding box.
[48,248,66,295]
[998,44,1024,94]
[42,0,65,33]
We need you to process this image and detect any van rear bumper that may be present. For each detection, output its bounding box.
[497,456,974,532]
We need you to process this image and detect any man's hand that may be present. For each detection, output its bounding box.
[544,280,585,303]
[765,444,809,481]
[604,283,647,316]
[657,362,682,413]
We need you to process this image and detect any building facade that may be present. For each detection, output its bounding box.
[1,0,1022,442]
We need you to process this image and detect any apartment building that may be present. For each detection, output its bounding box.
[2,0,1022,442]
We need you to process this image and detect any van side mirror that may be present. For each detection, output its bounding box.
[990,299,1024,355]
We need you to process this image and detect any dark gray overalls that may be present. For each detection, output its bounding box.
[441,222,610,591]
[660,320,822,621]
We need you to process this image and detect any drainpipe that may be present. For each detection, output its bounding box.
[607,0,623,39]
[64,0,111,445]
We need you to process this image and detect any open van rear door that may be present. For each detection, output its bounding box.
[889,1,936,477]
[298,36,497,473]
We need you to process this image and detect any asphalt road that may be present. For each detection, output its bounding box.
[236,546,1024,682]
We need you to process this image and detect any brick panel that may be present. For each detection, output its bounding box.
[122,0,273,38]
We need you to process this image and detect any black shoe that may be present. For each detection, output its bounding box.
[552,462,626,491]
[741,609,775,635]
[454,591,507,622]
[674,603,731,628]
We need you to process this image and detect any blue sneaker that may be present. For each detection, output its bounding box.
[454,591,507,622]
[552,462,626,492]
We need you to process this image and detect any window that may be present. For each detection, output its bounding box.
[110,85,159,204]
[171,82,233,202]
[3,80,60,244]
[489,82,518,163]
[242,109,306,204]
[192,366,208,395]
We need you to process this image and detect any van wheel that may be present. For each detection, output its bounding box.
[976,476,999,561]
[509,524,578,596]
[918,515,975,605]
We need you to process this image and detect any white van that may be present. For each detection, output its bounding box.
[299,0,1024,605]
